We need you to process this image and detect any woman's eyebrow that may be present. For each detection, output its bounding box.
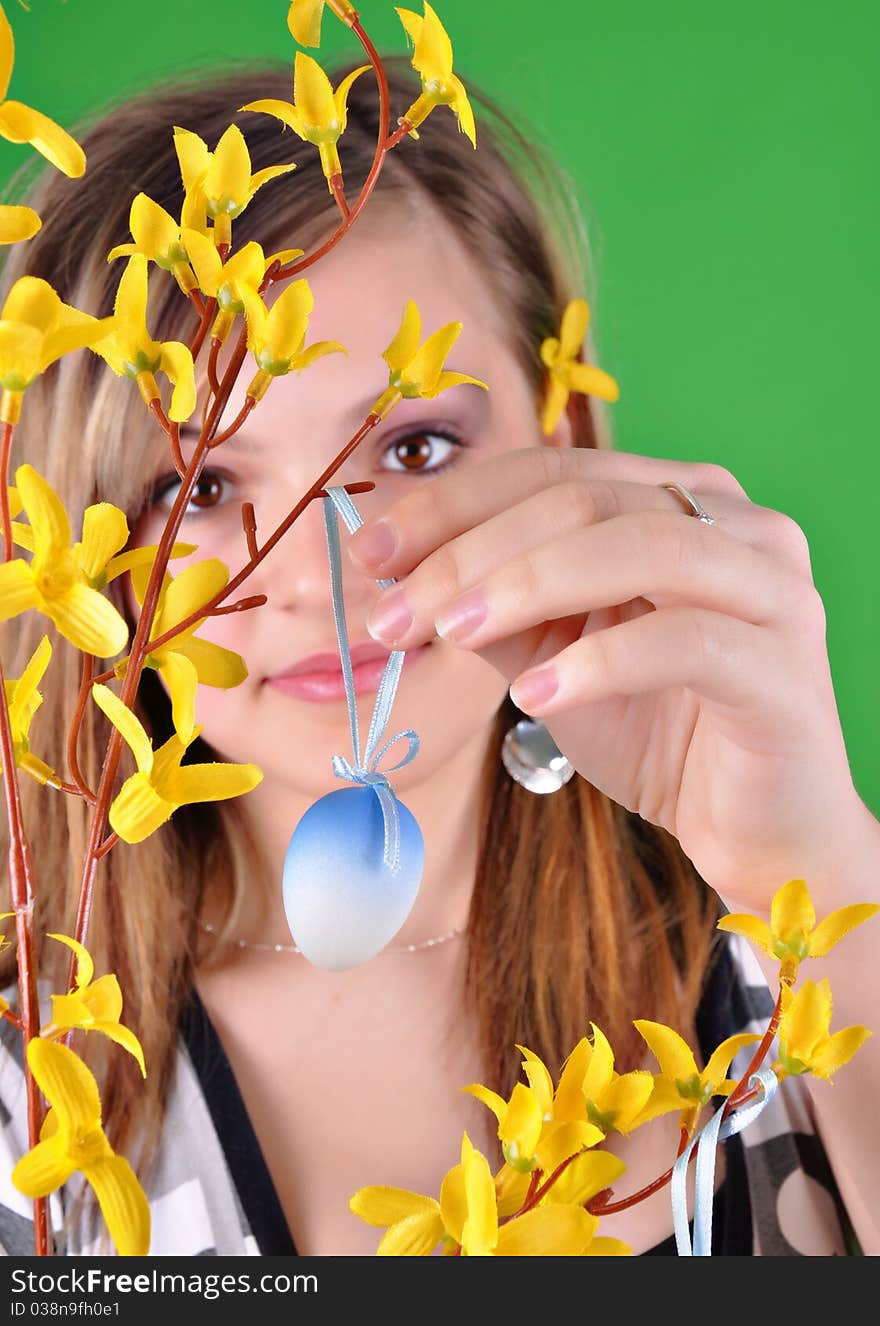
[175,376,491,448]
[177,422,270,450]
[342,378,492,429]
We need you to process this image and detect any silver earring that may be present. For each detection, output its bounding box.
[501,717,575,794]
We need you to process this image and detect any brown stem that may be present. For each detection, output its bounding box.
[1,1007,22,1029]
[208,395,256,448]
[55,781,94,799]
[204,325,249,448]
[522,1169,542,1207]
[66,653,98,804]
[0,677,50,1254]
[593,1082,768,1214]
[583,991,784,1223]
[241,503,258,560]
[211,594,267,617]
[329,173,351,219]
[66,433,221,985]
[724,986,784,1111]
[512,1152,580,1220]
[147,402,186,481]
[133,419,381,657]
[147,398,172,436]
[67,390,376,984]
[272,19,391,282]
[206,337,221,398]
[65,4,395,999]
[0,421,52,1253]
[589,1167,677,1217]
[385,120,412,152]
[190,293,216,363]
[95,833,119,860]
[9,17,395,1256]
[88,482,374,685]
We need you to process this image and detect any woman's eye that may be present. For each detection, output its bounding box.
[380,428,465,477]
[151,468,234,516]
[149,429,465,516]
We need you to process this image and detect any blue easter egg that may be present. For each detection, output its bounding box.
[282,785,424,971]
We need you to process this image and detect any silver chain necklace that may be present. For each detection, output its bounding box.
[198,918,466,955]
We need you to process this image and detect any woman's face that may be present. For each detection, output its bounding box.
[127,205,568,810]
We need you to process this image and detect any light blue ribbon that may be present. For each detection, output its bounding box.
[322,486,420,875]
[671,1067,778,1256]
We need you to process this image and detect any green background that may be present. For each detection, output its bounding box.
[2,1,877,814]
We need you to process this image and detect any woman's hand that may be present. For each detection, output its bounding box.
[347,444,870,914]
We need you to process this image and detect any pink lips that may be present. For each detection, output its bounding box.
[266,642,432,702]
[272,641,397,677]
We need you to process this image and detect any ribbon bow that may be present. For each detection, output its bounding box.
[322,486,420,874]
[672,1066,778,1256]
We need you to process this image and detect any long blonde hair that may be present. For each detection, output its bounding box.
[0,55,719,1246]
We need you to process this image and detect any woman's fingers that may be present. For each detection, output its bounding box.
[507,606,797,721]
[348,446,814,586]
[348,446,735,574]
[364,507,820,649]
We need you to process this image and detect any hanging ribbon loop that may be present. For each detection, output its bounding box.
[322,486,421,874]
[672,1067,778,1257]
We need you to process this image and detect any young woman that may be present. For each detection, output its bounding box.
[0,55,877,1257]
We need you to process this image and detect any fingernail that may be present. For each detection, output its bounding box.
[367,588,413,643]
[435,589,488,643]
[349,519,398,570]
[509,666,559,711]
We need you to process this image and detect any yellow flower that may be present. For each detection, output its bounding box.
[5,479,22,517]
[466,1035,615,1179]
[172,132,212,239]
[11,1038,150,1256]
[544,1148,625,1209]
[8,477,196,592]
[566,1023,655,1135]
[171,123,296,248]
[371,298,488,420]
[106,193,200,296]
[631,1021,761,1131]
[0,276,114,423]
[524,1147,631,1252]
[0,464,133,657]
[92,255,196,422]
[494,1143,629,1222]
[113,555,249,746]
[351,1131,604,1255]
[469,1080,603,1177]
[179,230,304,344]
[540,298,620,435]
[90,681,263,844]
[286,0,358,48]
[2,635,61,788]
[240,51,370,192]
[180,232,264,343]
[776,978,872,1083]
[0,5,85,177]
[41,934,146,1079]
[717,878,879,983]
[0,203,40,246]
[239,278,346,401]
[394,3,476,147]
